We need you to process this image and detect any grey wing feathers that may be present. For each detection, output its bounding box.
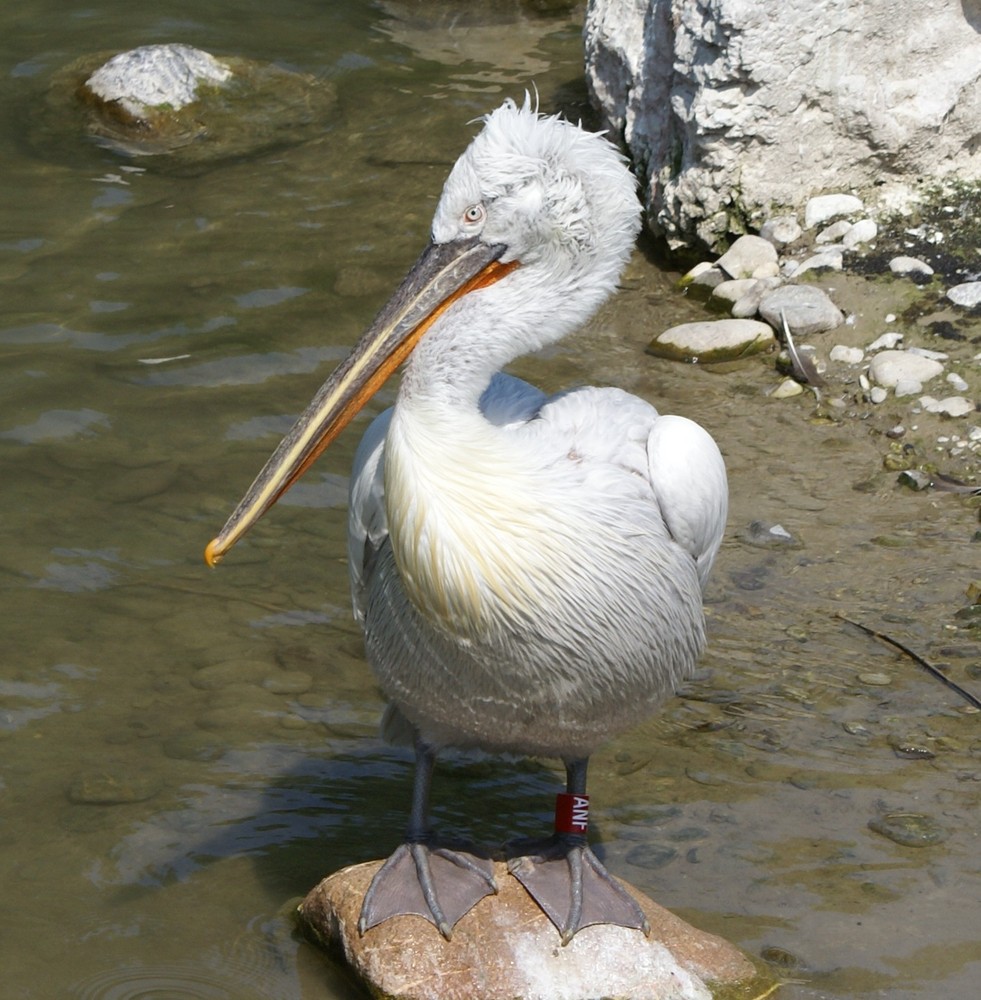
[347,408,392,623]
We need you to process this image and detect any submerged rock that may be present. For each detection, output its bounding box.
[868,812,949,847]
[67,768,162,804]
[47,43,336,165]
[84,44,233,120]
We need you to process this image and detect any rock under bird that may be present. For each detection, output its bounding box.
[205,97,728,944]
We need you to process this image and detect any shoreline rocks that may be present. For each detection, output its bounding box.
[659,190,979,476]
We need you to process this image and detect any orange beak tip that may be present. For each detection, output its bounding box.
[204,538,223,568]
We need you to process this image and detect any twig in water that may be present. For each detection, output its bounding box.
[835,613,981,710]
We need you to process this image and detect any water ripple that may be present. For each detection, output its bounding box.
[0,408,109,443]
[137,345,344,387]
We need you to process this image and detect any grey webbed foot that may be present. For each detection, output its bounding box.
[358,840,497,939]
[508,835,650,945]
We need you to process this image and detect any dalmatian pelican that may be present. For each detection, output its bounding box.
[205,97,727,944]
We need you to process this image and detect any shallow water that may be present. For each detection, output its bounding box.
[1,3,979,999]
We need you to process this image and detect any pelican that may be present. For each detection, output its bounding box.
[205,97,727,944]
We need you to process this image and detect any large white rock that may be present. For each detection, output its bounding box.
[584,0,981,249]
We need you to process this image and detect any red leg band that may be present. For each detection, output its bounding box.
[555,792,589,835]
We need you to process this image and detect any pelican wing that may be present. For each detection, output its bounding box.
[645,413,728,591]
[534,386,727,593]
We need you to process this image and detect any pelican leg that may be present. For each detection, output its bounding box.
[358,738,497,939]
[508,758,650,945]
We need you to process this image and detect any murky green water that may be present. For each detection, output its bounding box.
[2,3,978,998]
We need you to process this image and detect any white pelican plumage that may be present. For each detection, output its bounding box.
[206,97,727,943]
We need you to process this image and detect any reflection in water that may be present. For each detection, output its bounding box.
[0,1,978,999]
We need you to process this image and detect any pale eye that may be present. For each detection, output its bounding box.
[463,204,485,225]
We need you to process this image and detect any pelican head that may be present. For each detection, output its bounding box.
[205,96,640,565]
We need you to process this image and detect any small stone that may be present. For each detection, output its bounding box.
[648,319,775,363]
[894,378,923,398]
[947,282,981,308]
[804,193,863,228]
[857,671,892,685]
[924,396,975,417]
[715,234,779,279]
[789,250,844,275]
[68,769,162,805]
[908,347,948,361]
[677,260,718,288]
[751,261,781,279]
[728,276,781,318]
[898,470,931,490]
[829,345,863,364]
[843,218,878,248]
[758,284,844,337]
[870,386,888,403]
[625,843,679,870]
[868,813,949,847]
[889,256,934,276]
[163,731,225,762]
[868,350,944,388]
[816,220,851,244]
[741,521,799,547]
[769,378,804,398]
[262,669,313,695]
[889,735,936,759]
[730,294,761,318]
[947,372,969,392]
[759,215,802,246]
[710,278,759,305]
[868,332,904,351]
[191,659,271,690]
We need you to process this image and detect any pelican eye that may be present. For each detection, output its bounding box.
[463,204,485,225]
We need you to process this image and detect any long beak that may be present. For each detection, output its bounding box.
[204,236,519,567]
